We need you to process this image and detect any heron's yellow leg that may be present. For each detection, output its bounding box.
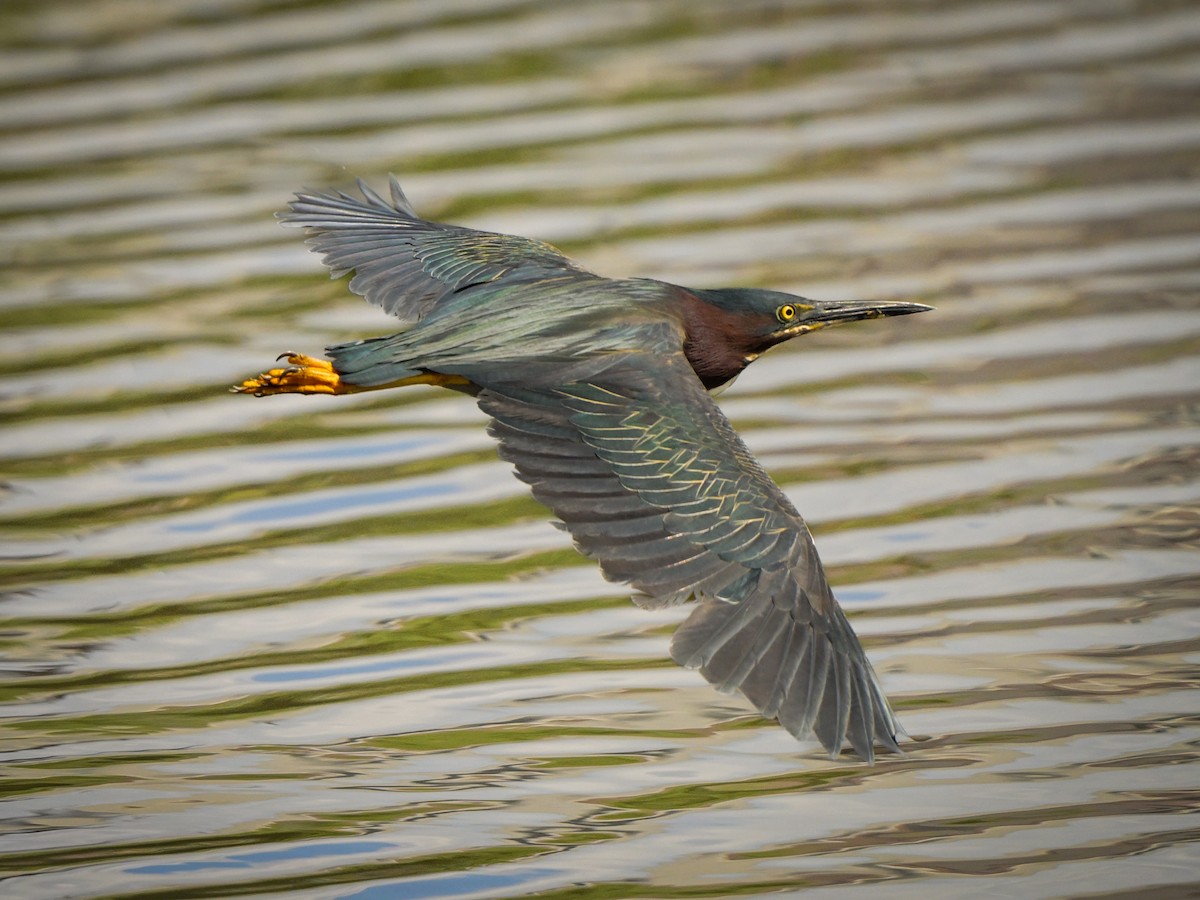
[232,352,470,396]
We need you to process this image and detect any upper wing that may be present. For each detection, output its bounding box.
[478,352,900,761]
[281,175,593,327]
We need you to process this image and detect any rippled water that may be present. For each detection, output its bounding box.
[2,1,1199,897]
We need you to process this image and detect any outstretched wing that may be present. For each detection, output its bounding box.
[281,175,593,327]
[478,352,900,761]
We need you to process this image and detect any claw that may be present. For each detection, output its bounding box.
[276,352,334,371]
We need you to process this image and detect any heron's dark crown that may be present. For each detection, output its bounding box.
[691,287,805,314]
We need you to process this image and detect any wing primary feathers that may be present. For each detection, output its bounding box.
[669,585,764,669]
[355,177,392,211]
[708,603,786,693]
[779,633,830,739]
[737,623,790,712]
[813,651,852,758]
[388,173,417,214]
[761,624,807,718]
[847,676,876,763]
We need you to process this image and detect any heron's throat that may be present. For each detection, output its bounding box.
[680,291,762,391]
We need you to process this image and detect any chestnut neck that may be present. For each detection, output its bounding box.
[679,290,762,391]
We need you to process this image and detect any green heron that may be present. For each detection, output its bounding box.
[237,176,930,761]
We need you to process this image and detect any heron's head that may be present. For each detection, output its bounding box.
[682,287,932,390]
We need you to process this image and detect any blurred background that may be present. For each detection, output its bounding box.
[1,1,1198,897]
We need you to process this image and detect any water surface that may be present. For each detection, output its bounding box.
[1,1,1198,898]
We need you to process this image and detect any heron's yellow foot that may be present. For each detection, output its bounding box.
[233,352,350,396]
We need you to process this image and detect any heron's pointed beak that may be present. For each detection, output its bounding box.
[798,298,934,328]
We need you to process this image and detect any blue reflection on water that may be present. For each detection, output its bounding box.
[341,867,558,900]
[168,482,457,531]
[887,529,931,541]
[252,649,476,682]
[269,437,438,462]
[226,482,458,522]
[838,588,887,604]
[131,840,395,874]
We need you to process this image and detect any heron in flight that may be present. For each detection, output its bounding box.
[237,176,930,761]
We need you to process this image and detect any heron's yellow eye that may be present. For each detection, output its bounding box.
[776,304,797,323]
